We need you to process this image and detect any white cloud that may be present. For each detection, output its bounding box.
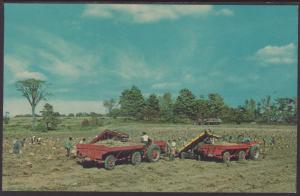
[4,99,107,116]
[15,71,47,80]
[254,43,296,65]
[6,30,100,81]
[215,8,234,16]
[5,55,47,81]
[183,73,196,83]
[82,5,233,23]
[151,82,179,90]
[114,53,164,80]
[34,31,99,78]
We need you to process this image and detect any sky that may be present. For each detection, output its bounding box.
[3,4,298,116]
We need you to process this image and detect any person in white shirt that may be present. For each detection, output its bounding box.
[141,132,149,145]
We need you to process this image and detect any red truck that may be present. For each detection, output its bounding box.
[76,130,167,170]
[178,130,260,163]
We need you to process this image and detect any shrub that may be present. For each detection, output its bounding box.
[81,119,90,127]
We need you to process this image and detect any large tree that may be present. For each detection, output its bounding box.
[207,93,226,118]
[159,92,174,122]
[243,99,256,122]
[16,79,50,129]
[275,97,297,123]
[260,95,273,123]
[173,88,197,120]
[119,86,145,119]
[144,94,160,120]
[194,96,210,119]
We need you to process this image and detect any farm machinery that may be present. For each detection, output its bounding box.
[88,129,129,143]
[76,129,167,170]
[178,130,260,163]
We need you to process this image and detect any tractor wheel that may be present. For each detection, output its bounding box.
[223,151,231,165]
[249,145,260,160]
[146,144,161,162]
[238,150,246,161]
[104,155,116,170]
[131,151,142,165]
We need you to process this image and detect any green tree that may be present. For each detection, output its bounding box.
[159,92,174,122]
[40,103,61,131]
[173,88,197,120]
[103,98,116,114]
[110,108,121,119]
[244,99,256,122]
[119,86,145,119]
[261,95,273,123]
[143,94,160,120]
[16,79,50,129]
[194,97,210,119]
[207,93,226,118]
[275,97,297,123]
[230,106,246,124]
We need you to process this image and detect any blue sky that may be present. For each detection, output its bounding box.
[4,4,298,115]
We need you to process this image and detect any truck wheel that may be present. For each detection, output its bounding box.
[249,145,260,160]
[104,155,116,170]
[238,150,246,161]
[131,151,142,165]
[223,151,231,164]
[147,144,161,162]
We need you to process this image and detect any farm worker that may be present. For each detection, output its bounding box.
[30,136,36,144]
[79,138,86,144]
[271,136,275,145]
[64,137,73,158]
[12,138,22,154]
[169,139,177,161]
[210,137,215,144]
[20,138,26,147]
[166,140,172,157]
[141,132,149,145]
[37,137,42,144]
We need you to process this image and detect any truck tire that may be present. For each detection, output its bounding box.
[104,155,116,170]
[223,151,231,164]
[238,150,246,161]
[249,145,260,160]
[131,151,142,165]
[147,144,161,162]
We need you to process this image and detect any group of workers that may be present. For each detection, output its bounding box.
[11,131,276,161]
[11,136,40,154]
[64,137,87,158]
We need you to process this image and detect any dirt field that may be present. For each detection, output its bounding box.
[2,117,297,192]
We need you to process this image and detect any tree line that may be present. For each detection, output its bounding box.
[103,85,297,124]
[11,79,297,132]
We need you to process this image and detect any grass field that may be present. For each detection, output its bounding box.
[2,117,297,192]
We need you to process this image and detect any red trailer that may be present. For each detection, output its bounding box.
[178,130,260,163]
[196,141,260,162]
[76,130,167,169]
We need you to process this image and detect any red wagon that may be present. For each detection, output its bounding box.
[76,130,167,170]
[178,130,260,163]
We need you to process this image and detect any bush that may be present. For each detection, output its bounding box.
[35,122,47,132]
[81,119,90,127]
